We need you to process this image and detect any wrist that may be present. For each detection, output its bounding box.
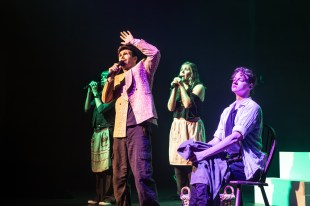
[130,39,141,46]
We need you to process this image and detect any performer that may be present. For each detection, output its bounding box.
[167,61,206,198]
[84,70,116,205]
[178,67,266,205]
[101,31,160,206]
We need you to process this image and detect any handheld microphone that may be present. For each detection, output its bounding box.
[170,76,183,89]
[107,61,125,78]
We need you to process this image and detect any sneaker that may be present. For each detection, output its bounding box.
[99,201,111,205]
[87,200,97,204]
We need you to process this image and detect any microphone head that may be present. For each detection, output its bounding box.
[118,61,125,66]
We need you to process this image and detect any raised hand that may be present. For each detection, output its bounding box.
[120,30,134,45]
[89,81,99,94]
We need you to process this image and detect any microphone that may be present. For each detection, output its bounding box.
[107,61,125,78]
[170,76,183,89]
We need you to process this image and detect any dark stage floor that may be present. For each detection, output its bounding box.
[11,186,266,206]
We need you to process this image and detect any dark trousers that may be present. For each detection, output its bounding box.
[190,161,252,206]
[112,124,159,206]
[189,184,209,206]
[95,168,115,202]
[174,165,192,195]
[230,161,261,181]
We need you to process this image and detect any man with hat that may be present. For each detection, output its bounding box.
[101,30,160,206]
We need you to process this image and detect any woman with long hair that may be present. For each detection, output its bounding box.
[167,61,207,198]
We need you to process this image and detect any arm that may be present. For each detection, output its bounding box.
[120,31,160,75]
[195,101,261,161]
[167,87,178,111]
[85,80,101,112]
[178,83,191,108]
[97,100,116,114]
[194,132,243,161]
[171,83,205,110]
[167,76,183,111]
[180,83,206,108]
[84,87,92,112]
[206,136,221,146]
[83,81,103,109]
[192,84,205,102]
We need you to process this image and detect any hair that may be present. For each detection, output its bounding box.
[118,44,139,57]
[231,66,257,94]
[101,70,109,76]
[181,61,203,89]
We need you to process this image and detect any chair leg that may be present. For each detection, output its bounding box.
[235,184,242,206]
[259,186,270,206]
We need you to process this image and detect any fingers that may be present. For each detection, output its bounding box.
[120,30,133,44]
[120,31,128,41]
[120,30,131,38]
[173,77,182,83]
[109,63,120,73]
[89,81,98,88]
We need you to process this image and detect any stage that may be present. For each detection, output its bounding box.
[12,186,263,206]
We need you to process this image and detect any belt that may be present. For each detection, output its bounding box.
[225,153,243,164]
[94,127,108,132]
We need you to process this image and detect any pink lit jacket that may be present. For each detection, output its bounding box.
[102,39,161,137]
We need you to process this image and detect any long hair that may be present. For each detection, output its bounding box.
[181,61,203,89]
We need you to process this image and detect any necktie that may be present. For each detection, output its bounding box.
[225,105,237,137]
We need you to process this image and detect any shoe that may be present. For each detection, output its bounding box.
[87,199,97,204]
[103,196,116,204]
[99,201,112,205]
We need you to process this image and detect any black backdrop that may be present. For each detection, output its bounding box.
[4,0,310,198]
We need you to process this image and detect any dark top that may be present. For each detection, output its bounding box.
[173,84,203,120]
[127,103,137,126]
[91,92,115,129]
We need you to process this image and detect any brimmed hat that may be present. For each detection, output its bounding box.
[117,44,144,59]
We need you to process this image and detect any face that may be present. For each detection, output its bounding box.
[179,64,192,81]
[118,49,137,71]
[100,73,108,86]
[231,71,252,98]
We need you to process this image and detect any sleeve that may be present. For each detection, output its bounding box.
[214,107,230,140]
[131,39,161,75]
[233,102,262,139]
[101,80,115,103]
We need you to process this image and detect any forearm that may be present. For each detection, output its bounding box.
[207,137,220,146]
[200,132,242,159]
[133,39,161,74]
[133,39,160,59]
[179,85,191,108]
[93,93,102,108]
[167,88,177,111]
[97,101,115,113]
[84,91,92,112]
